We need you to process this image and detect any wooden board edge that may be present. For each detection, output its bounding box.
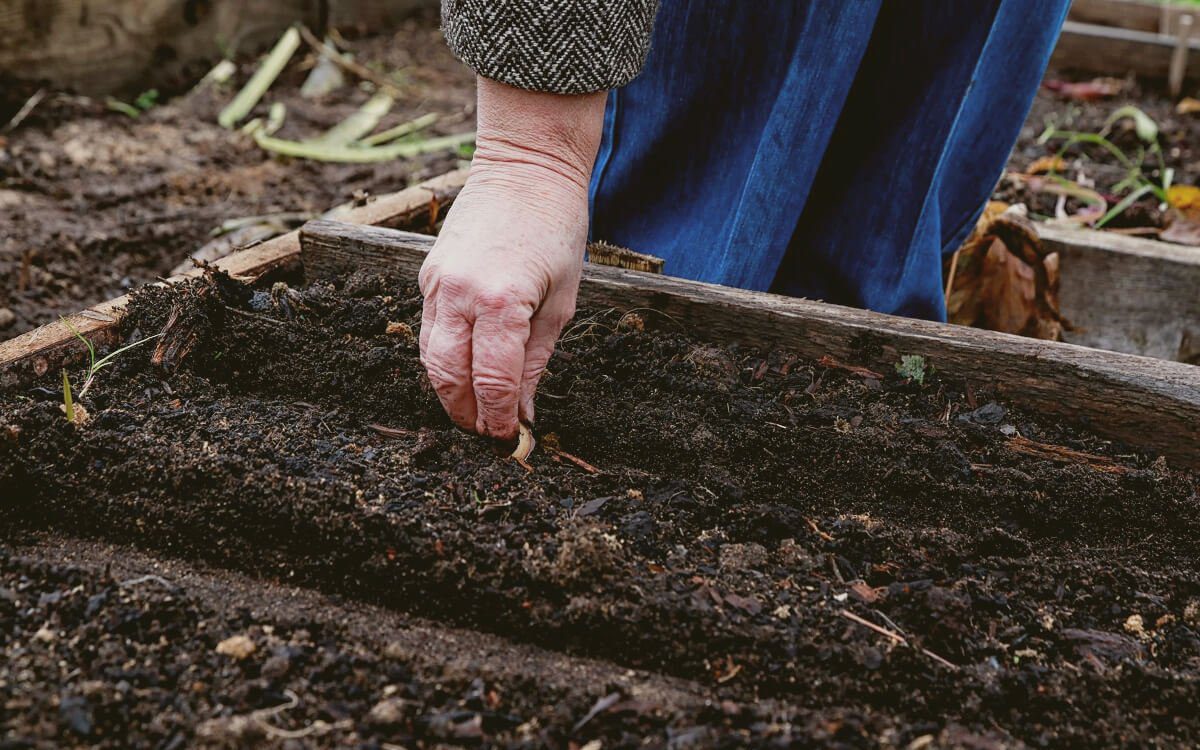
[1052,20,1200,80]
[1036,224,1200,266]
[1068,0,1166,33]
[300,219,1200,468]
[0,168,469,387]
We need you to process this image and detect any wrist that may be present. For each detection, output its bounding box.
[471,77,607,195]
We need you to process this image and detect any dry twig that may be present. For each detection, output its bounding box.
[3,88,46,133]
[296,25,403,97]
[1006,436,1128,474]
[368,423,416,439]
[817,355,884,380]
[839,609,958,671]
[544,446,602,474]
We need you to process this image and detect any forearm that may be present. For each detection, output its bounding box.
[468,77,607,210]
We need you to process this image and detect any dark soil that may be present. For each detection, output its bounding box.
[0,12,474,338]
[3,268,1199,748]
[1002,74,1200,229]
[1,536,769,749]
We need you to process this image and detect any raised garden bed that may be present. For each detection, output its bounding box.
[3,182,1200,745]
[1003,70,1200,361]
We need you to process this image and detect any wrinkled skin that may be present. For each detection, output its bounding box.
[418,79,607,440]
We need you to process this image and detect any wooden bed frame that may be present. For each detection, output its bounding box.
[2,168,1197,467]
[1056,0,1200,87]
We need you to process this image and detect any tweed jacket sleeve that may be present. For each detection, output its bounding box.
[441,0,660,95]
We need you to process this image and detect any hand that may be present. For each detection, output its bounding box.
[418,79,606,441]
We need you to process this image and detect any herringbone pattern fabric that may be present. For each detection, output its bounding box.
[442,0,659,94]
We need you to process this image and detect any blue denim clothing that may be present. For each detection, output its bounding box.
[589,0,1070,321]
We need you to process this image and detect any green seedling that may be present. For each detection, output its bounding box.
[895,355,930,385]
[61,369,75,424]
[60,317,162,401]
[105,89,160,119]
[104,97,142,118]
[134,89,160,111]
[1037,105,1174,228]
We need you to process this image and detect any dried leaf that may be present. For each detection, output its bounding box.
[1042,77,1126,101]
[1006,436,1128,474]
[1025,155,1066,175]
[1176,97,1200,115]
[946,205,1066,340]
[849,581,881,604]
[385,321,415,343]
[1161,185,1200,246]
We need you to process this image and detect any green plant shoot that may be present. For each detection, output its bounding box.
[60,317,162,399]
[61,369,75,423]
[1037,105,1172,226]
[895,355,930,385]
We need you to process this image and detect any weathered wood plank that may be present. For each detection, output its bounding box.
[1037,224,1200,363]
[0,0,436,96]
[1068,0,1165,33]
[1051,20,1200,81]
[0,168,467,388]
[300,219,1200,468]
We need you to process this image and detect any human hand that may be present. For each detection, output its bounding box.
[418,79,606,441]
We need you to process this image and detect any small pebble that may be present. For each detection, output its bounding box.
[215,634,256,660]
[367,697,412,725]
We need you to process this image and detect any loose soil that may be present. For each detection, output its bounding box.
[0,12,474,338]
[2,267,1199,748]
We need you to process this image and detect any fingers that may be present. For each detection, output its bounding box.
[519,310,567,425]
[419,281,438,355]
[470,292,532,440]
[421,303,477,431]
